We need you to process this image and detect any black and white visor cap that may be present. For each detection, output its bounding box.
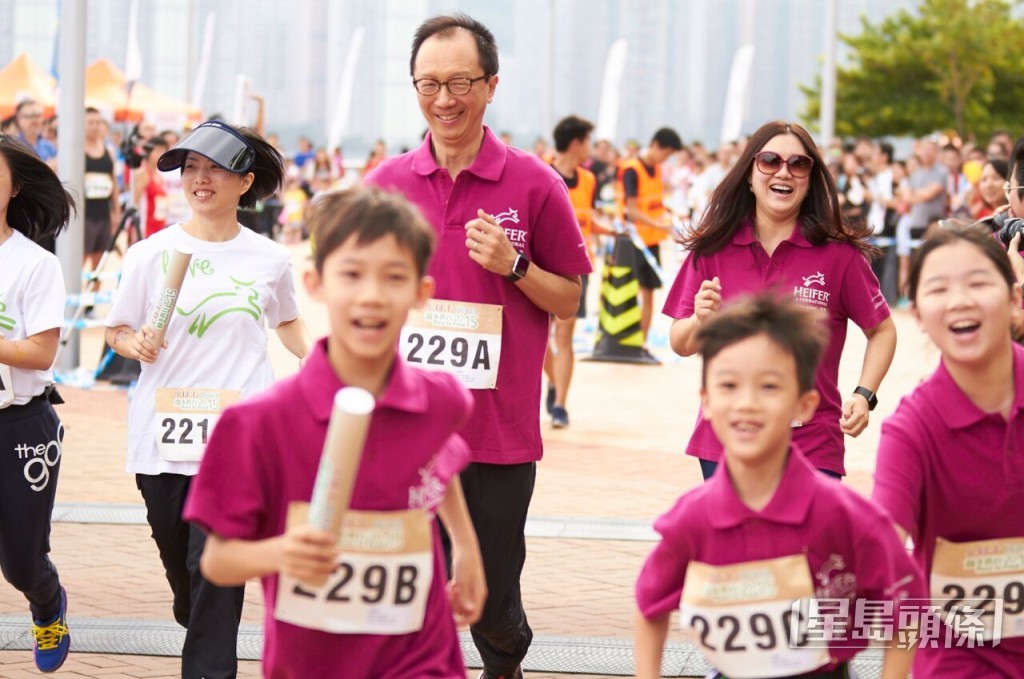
[157,121,255,174]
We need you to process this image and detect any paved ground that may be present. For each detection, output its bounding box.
[0,241,936,678]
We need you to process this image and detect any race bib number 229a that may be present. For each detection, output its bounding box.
[399,300,502,389]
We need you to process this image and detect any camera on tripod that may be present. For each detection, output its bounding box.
[121,124,146,170]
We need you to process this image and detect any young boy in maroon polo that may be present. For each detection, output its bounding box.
[184,189,486,678]
[635,294,922,679]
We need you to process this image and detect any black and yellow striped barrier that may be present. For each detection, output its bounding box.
[587,235,658,364]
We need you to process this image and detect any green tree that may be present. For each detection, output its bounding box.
[801,0,1024,140]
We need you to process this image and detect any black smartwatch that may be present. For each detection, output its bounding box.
[853,386,878,411]
[505,253,530,282]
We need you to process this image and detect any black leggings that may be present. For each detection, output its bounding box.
[136,473,245,679]
[0,397,64,620]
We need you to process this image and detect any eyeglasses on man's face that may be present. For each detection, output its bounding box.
[412,75,490,97]
[1004,181,1024,200]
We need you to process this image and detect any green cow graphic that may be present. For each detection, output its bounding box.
[174,276,262,338]
[0,296,16,333]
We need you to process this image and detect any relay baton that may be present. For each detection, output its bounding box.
[307,387,376,537]
[147,246,193,350]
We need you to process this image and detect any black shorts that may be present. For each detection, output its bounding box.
[576,274,589,319]
[632,242,663,290]
[84,217,111,255]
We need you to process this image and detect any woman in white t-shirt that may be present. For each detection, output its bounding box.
[104,121,311,679]
[0,134,75,672]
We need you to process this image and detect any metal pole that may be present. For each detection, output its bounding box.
[546,0,555,138]
[820,0,838,147]
[55,0,87,373]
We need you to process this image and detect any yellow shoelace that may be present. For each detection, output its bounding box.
[32,619,69,650]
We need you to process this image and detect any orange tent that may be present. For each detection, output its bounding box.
[85,58,202,123]
[0,53,57,118]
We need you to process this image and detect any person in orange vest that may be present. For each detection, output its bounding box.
[617,127,683,359]
[543,115,611,428]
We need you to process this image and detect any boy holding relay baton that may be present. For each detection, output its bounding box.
[185,188,485,678]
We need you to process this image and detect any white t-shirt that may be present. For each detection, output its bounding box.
[0,230,65,406]
[867,167,894,234]
[105,223,300,475]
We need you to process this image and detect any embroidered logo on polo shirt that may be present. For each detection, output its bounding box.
[494,208,520,225]
[793,271,830,310]
[494,207,527,252]
[802,272,826,287]
[408,460,446,514]
[814,553,857,600]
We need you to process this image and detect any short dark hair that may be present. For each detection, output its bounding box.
[878,141,894,165]
[697,293,827,393]
[235,125,284,208]
[410,13,498,77]
[908,224,1016,303]
[651,127,683,151]
[683,120,876,261]
[1011,135,1024,196]
[0,135,75,244]
[14,99,39,116]
[84,106,101,116]
[985,157,1009,182]
[308,188,436,277]
[552,115,594,153]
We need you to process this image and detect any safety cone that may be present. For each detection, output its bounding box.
[586,235,659,364]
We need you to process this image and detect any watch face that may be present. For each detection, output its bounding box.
[514,255,529,277]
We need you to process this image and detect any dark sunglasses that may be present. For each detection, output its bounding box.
[754,151,814,178]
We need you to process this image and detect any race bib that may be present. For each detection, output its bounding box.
[0,363,13,409]
[84,172,114,200]
[399,300,502,389]
[276,505,433,634]
[680,555,829,679]
[154,387,241,462]
[153,195,168,222]
[931,536,1024,641]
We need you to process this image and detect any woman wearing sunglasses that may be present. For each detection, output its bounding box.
[664,120,896,481]
[104,120,311,679]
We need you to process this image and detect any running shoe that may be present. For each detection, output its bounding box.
[545,384,555,414]
[551,405,569,429]
[32,587,70,673]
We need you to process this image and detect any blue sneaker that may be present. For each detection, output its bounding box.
[32,587,70,673]
[551,405,569,429]
[545,384,555,415]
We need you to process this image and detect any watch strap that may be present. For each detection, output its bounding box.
[853,386,878,411]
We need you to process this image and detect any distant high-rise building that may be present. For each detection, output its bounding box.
[0,0,917,155]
